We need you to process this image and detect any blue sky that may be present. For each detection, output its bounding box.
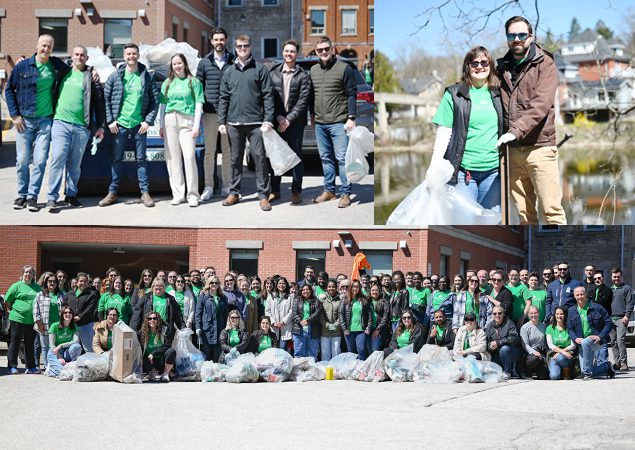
[376,0,633,56]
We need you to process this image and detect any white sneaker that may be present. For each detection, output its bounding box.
[161,372,171,382]
[201,187,214,201]
[171,197,185,205]
[188,197,199,207]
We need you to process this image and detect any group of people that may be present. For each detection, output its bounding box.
[6,29,361,213]
[3,261,631,382]
[429,15,566,224]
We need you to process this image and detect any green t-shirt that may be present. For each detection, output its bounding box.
[5,281,41,325]
[371,300,379,329]
[465,291,479,318]
[191,285,201,302]
[408,287,430,307]
[152,294,168,322]
[165,285,175,296]
[258,335,272,353]
[463,330,474,350]
[229,329,240,347]
[98,292,112,314]
[105,293,132,324]
[54,69,85,125]
[546,324,571,348]
[174,291,185,316]
[396,328,410,348]
[350,299,363,332]
[432,290,450,311]
[34,60,55,118]
[160,76,204,116]
[315,285,326,298]
[48,292,61,324]
[507,283,530,321]
[578,305,592,338]
[145,331,163,357]
[107,329,113,351]
[434,325,446,344]
[49,321,76,346]
[432,86,499,171]
[302,301,311,321]
[528,288,547,322]
[117,70,143,128]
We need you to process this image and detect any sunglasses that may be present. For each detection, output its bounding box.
[506,32,530,42]
[492,312,503,316]
[469,279,479,283]
[211,281,220,285]
[543,272,552,276]
[316,46,331,54]
[469,59,489,69]
[236,44,250,49]
[492,278,503,283]
[558,267,568,271]
[464,318,475,322]
[176,280,184,283]
[230,316,239,320]
[594,277,603,280]
[148,317,158,321]
[402,316,412,320]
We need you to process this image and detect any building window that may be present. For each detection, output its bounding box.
[365,251,393,276]
[227,0,242,6]
[262,0,278,5]
[369,8,374,34]
[539,225,560,233]
[440,255,449,277]
[201,34,207,55]
[172,23,178,40]
[230,250,259,277]
[341,9,357,35]
[39,18,68,54]
[183,27,189,43]
[584,225,606,232]
[263,38,278,58]
[310,10,326,35]
[296,250,326,282]
[104,19,132,59]
[460,259,469,276]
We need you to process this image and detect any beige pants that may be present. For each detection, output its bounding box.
[509,145,566,224]
[203,113,231,191]
[164,111,200,201]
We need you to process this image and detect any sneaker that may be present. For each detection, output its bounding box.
[222,194,240,206]
[27,198,39,212]
[64,196,83,208]
[26,367,41,375]
[259,198,272,211]
[312,190,336,203]
[99,192,118,207]
[576,373,592,380]
[200,186,214,201]
[612,363,620,371]
[268,192,281,203]
[171,197,186,206]
[188,197,199,207]
[160,372,171,383]
[141,192,155,207]
[147,369,157,382]
[291,192,302,205]
[46,200,57,212]
[607,365,616,379]
[9,367,19,375]
[338,194,351,208]
[510,370,522,379]
[620,363,628,371]
[13,197,27,210]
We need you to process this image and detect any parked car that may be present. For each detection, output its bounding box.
[0,295,10,344]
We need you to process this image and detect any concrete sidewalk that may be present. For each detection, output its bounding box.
[0,141,374,228]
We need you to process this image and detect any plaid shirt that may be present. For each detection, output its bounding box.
[452,290,492,330]
[33,291,66,335]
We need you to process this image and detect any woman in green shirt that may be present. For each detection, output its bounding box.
[141,312,177,382]
[340,280,371,360]
[159,53,204,207]
[99,276,133,324]
[219,312,249,363]
[5,264,41,374]
[385,308,426,356]
[431,45,503,209]
[251,315,278,354]
[546,306,576,380]
[33,272,66,369]
[46,306,81,378]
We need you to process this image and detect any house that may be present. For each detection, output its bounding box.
[391,71,444,120]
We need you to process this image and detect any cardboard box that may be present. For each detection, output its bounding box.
[110,323,136,382]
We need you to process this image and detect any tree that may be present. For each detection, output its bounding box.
[595,20,614,40]
[374,51,401,94]
[542,29,560,53]
[569,17,581,41]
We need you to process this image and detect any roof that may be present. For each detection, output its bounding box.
[563,28,630,62]
[400,75,443,95]
[566,77,630,92]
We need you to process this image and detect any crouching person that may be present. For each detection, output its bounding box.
[453,312,490,360]
[384,308,426,357]
[485,306,522,378]
[46,307,82,377]
[141,312,176,382]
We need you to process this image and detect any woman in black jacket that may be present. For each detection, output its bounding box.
[340,280,371,360]
[218,311,249,364]
[291,284,321,358]
[368,284,390,353]
[385,308,426,356]
[141,311,176,382]
[268,39,312,204]
[251,315,279,354]
[130,278,183,345]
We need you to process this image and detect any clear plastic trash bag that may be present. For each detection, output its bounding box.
[172,328,205,380]
[386,159,501,225]
[58,361,77,381]
[74,352,110,382]
[87,47,116,84]
[289,357,324,382]
[352,350,386,382]
[345,126,374,183]
[327,352,359,380]
[138,38,201,79]
[384,345,419,382]
[477,360,507,383]
[422,360,465,384]
[460,355,484,383]
[262,128,301,176]
[225,353,259,383]
[200,361,229,382]
[255,348,293,382]
[417,344,454,364]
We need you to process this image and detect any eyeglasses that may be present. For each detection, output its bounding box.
[402,316,412,320]
[594,276,603,280]
[211,281,220,285]
[469,60,489,69]
[47,279,56,283]
[316,46,331,54]
[506,32,530,42]
[469,279,479,283]
[492,278,503,283]
[168,275,176,279]
[176,280,184,284]
[236,44,250,49]
[225,279,233,283]
[148,317,158,321]
[543,272,552,276]
[143,274,152,278]
[558,267,568,271]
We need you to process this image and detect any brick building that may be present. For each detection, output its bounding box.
[302,0,374,64]
[0,226,525,291]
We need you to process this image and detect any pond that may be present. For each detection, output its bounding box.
[374,145,635,225]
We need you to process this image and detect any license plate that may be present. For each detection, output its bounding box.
[123,149,165,162]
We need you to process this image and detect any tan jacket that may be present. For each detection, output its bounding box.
[453,326,491,361]
[496,43,558,147]
[93,320,113,354]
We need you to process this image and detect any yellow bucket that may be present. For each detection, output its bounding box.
[325,366,334,380]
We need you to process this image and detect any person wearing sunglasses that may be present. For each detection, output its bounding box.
[545,261,581,323]
[195,275,228,362]
[426,276,455,329]
[588,272,613,317]
[93,307,120,353]
[427,309,454,350]
[223,273,247,321]
[431,45,503,210]
[520,306,549,379]
[172,275,195,331]
[485,270,513,318]
[453,275,492,333]
[407,272,430,326]
[385,308,426,356]
[485,305,522,378]
[541,268,554,290]
[45,306,81,377]
[219,312,249,364]
[453,312,490,361]
[33,271,66,370]
[130,278,183,347]
[495,15,565,225]
[292,284,322,358]
[141,312,176,382]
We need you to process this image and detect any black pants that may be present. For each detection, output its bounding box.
[227,124,270,199]
[269,123,305,194]
[525,354,549,380]
[8,320,36,369]
[143,348,176,373]
[201,342,221,363]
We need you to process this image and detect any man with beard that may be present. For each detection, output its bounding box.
[545,261,581,322]
[189,269,203,301]
[297,266,316,289]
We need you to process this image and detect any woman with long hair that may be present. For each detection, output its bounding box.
[319,280,342,361]
[218,310,249,363]
[130,277,183,346]
[291,284,322,358]
[385,307,425,356]
[93,307,120,353]
[132,268,154,310]
[141,311,177,382]
[33,271,66,369]
[195,275,228,362]
[452,274,465,294]
[453,312,490,360]
[339,279,371,360]
[453,274,491,333]
[159,53,204,207]
[99,276,132,324]
[251,315,278,354]
[546,306,576,380]
[45,306,81,378]
[266,276,293,353]
[368,284,390,353]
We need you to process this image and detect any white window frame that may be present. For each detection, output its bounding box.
[309,8,327,35]
[340,7,358,36]
[369,7,374,35]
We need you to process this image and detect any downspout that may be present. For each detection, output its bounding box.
[291,0,294,40]
[217,0,221,27]
[527,225,532,272]
[621,225,624,271]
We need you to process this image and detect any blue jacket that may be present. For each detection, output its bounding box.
[426,290,456,327]
[546,276,581,320]
[5,54,68,118]
[195,292,228,345]
[104,62,159,126]
[223,288,247,320]
[452,290,492,330]
[567,302,612,344]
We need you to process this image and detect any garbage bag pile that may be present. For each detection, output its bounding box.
[255,348,294,382]
[225,353,260,383]
[289,357,325,382]
[200,361,229,382]
[58,361,77,381]
[74,352,110,382]
[172,328,205,381]
[87,47,116,84]
[351,351,386,382]
[345,126,375,183]
[139,38,201,79]
[327,352,359,380]
[384,345,420,382]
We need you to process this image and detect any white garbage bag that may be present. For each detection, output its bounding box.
[289,357,324,382]
[255,348,293,382]
[327,352,359,380]
[262,128,301,176]
[345,126,374,183]
[225,353,259,383]
[172,328,205,380]
[74,352,110,382]
[58,361,77,381]
[384,345,419,382]
[87,47,116,83]
[139,38,201,78]
[200,361,229,382]
[352,351,386,382]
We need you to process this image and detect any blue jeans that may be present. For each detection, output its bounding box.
[46,343,82,377]
[315,123,350,195]
[455,168,501,209]
[15,117,52,199]
[77,322,95,353]
[271,123,304,194]
[492,345,522,374]
[36,333,50,367]
[292,325,320,358]
[320,336,341,362]
[579,338,609,377]
[366,334,383,355]
[548,353,575,380]
[344,331,367,360]
[108,124,149,193]
[48,120,92,201]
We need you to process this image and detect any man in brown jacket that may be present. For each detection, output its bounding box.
[496,16,566,225]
